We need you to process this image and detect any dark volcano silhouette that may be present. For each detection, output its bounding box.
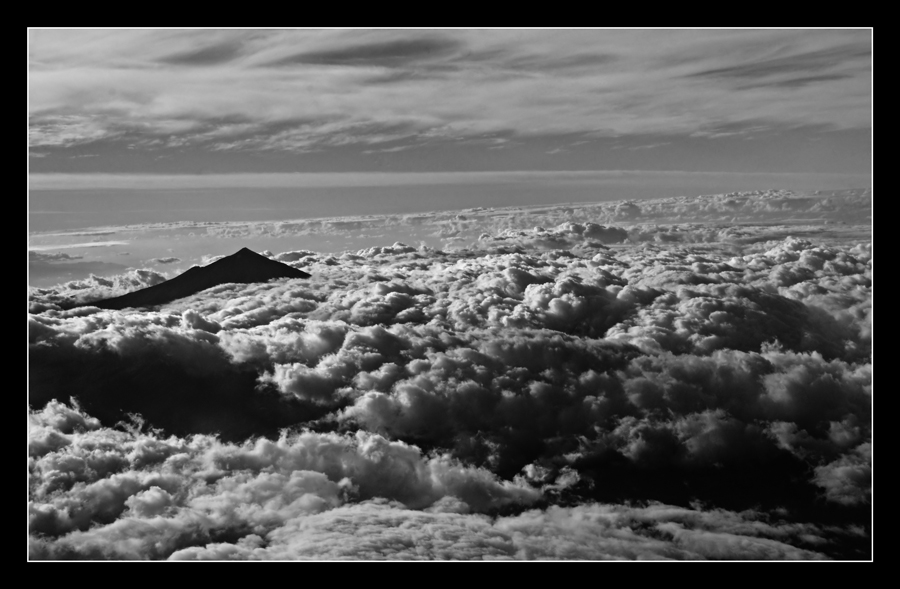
[90,248,311,310]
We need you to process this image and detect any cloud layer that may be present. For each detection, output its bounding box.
[29,192,871,559]
[29,30,870,173]
[28,187,871,290]
[32,401,855,560]
[130,187,875,250]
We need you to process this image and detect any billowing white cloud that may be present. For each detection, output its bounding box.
[29,269,168,312]
[28,192,871,560]
[30,400,848,560]
[169,500,831,561]
[29,400,541,559]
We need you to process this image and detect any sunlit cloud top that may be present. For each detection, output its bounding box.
[28,29,872,174]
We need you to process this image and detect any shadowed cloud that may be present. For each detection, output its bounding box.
[736,74,853,90]
[159,40,245,66]
[503,52,620,72]
[265,37,462,68]
[689,44,869,81]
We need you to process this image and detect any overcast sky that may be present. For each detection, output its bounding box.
[29,29,871,176]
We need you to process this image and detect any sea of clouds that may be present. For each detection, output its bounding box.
[28,189,871,560]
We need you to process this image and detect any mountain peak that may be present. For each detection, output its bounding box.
[90,248,311,310]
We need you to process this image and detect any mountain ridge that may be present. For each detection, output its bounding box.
[90,247,311,310]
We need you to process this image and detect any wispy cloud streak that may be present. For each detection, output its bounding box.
[28,29,871,172]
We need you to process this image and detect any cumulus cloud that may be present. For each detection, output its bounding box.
[29,401,541,559]
[30,401,856,561]
[813,443,871,506]
[169,500,833,561]
[28,269,169,313]
[28,194,871,559]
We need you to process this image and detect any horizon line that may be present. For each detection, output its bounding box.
[29,170,873,191]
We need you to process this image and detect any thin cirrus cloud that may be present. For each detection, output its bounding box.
[28,29,871,173]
